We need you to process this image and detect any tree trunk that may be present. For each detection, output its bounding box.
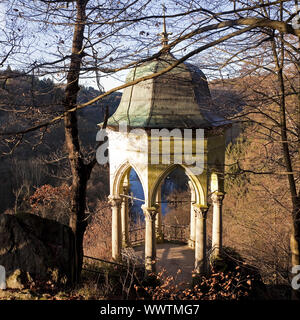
[291,217,300,268]
[271,31,300,298]
[63,0,88,284]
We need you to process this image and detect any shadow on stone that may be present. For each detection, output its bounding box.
[0,212,75,289]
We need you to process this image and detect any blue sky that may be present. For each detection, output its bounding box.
[0,2,5,30]
[0,0,233,91]
[1,1,297,92]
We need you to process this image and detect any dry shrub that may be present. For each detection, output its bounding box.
[29,184,71,225]
[224,132,292,285]
[136,264,263,300]
[83,200,112,260]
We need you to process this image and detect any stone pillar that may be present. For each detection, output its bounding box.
[194,205,208,274]
[142,205,158,272]
[211,192,225,259]
[155,186,164,243]
[108,195,122,261]
[121,186,130,247]
[188,181,196,248]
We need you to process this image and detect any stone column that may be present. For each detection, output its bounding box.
[188,181,196,248]
[155,186,164,243]
[121,186,130,247]
[211,192,225,259]
[142,205,158,272]
[194,205,208,274]
[108,195,122,261]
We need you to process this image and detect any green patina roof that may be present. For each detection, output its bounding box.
[106,53,228,129]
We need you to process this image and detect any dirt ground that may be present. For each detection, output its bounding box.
[134,242,195,285]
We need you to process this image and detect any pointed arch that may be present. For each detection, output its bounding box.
[112,160,146,197]
[149,164,205,206]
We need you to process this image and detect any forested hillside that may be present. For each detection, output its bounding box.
[0,67,298,300]
[0,68,121,214]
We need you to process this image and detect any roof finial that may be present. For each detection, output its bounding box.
[158,3,172,49]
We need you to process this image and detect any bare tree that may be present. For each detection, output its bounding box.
[0,0,299,286]
[212,1,300,297]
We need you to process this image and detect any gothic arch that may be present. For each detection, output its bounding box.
[149,164,205,207]
[112,160,146,197]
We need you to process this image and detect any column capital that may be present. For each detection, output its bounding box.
[108,195,121,207]
[122,185,129,194]
[193,205,209,219]
[211,192,225,205]
[142,205,158,220]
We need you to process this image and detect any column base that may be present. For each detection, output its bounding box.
[188,239,195,249]
[194,259,207,275]
[122,241,131,248]
[156,232,164,244]
[210,246,222,260]
[112,255,122,263]
[209,247,226,271]
[145,258,156,273]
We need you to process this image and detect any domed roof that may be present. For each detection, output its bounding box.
[107,53,228,129]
